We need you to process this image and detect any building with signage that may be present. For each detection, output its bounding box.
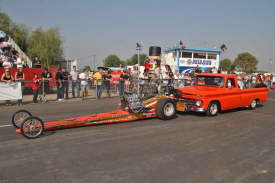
[162,46,221,73]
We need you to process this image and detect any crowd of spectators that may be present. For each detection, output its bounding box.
[0,62,275,106]
[0,32,29,69]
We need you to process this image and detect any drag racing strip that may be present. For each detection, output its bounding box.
[0,124,12,128]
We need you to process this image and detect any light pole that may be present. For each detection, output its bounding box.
[92,54,96,71]
[136,43,141,95]
[269,58,273,72]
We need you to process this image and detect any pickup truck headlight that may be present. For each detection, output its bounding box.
[195,100,202,107]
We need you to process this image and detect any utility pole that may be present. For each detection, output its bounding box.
[92,54,96,71]
[269,58,273,72]
[136,43,141,95]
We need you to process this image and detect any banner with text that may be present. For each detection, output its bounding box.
[0,82,22,100]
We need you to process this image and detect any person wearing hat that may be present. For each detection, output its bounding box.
[93,67,104,99]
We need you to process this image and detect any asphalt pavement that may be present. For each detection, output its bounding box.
[0,91,275,183]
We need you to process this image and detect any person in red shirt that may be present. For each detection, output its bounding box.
[143,60,151,73]
[32,73,40,103]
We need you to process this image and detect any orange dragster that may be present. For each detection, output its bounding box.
[12,94,183,139]
[176,73,268,116]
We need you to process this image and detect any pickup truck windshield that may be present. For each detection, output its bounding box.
[195,76,224,88]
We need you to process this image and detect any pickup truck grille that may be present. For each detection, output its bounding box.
[179,98,196,105]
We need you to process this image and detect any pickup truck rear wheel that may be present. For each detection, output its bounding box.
[249,99,257,110]
[156,98,176,120]
[206,102,219,116]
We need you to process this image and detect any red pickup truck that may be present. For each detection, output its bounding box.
[176,73,268,116]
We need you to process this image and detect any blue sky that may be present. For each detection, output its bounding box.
[1,0,275,71]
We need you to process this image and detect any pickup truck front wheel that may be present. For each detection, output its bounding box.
[206,102,219,116]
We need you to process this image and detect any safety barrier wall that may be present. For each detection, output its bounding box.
[0,68,59,87]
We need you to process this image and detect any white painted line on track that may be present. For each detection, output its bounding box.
[0,124,12,128]
[268,98,275,102]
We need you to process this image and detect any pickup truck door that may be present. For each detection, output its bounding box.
[221,79,241,110]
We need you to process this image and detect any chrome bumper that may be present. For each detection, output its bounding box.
[185,105,206,112]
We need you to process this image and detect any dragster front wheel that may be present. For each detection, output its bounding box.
[21,117,44,139]
[12,110,32,129]
[156,98,176,120]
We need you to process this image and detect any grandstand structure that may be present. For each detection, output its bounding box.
[0,30,32,67]
[7,35,32,67]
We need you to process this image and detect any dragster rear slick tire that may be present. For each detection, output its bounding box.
[156,98,176,120]
[12,110,32,129]
[21,116,44,139]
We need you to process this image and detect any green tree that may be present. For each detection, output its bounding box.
[0,13,11,30]
[233,52,258,73]
[0,12,29,52]
[126,53,148,66]
[220,58,232,71]
[103,54,124,67]
[12,24,29,52]
[27,27,63,68]
[83,65,91,71]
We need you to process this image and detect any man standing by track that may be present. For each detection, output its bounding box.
[79,68,89,100]
[70,65,80,98]
[55,68,64,101]
[93,67,103,99]
[41,68,52,100]
[62,68,70,99]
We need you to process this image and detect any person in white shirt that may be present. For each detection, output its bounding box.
[237,76,244,89]
[70,65,80,98]
[79,69,89,100]
[251,75,257,87]
[212,67,218,73]
[16,55,23,68]
[2,57,12,68]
